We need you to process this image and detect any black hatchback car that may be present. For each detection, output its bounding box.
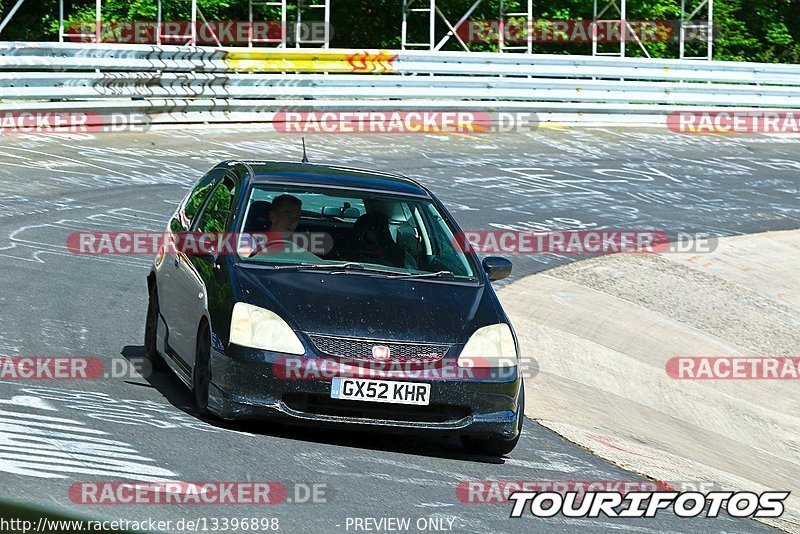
[145,160,524,455]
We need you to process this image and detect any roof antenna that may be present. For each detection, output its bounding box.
[301,137,309,163]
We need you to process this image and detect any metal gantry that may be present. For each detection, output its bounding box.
[400,0,712,59]
[499,0,533,53]
[247,0,331,48]
[401,0,533,53]
[0,0,32,35]
[46,0,330,47]
[592,0,626,56]
[0,0,711,59]
[248,0,287,47]
[54,0,102,42]
[401,0,436,50]
[295,0,331,48]
[680,0,714,60]
[591,0,653,58]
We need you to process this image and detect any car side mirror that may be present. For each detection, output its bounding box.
[482,256,512,281]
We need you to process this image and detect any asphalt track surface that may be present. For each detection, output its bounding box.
[0,126,798,533]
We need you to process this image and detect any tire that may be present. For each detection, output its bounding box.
[193,322,212,417]
[461,384,525,456]
[144,283,164,370]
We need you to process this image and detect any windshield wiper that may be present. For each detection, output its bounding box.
[398,270,470,280]
[268,262,359,271]
[269,262,404,276]
[329,263,409,276]
[267,263,470,279]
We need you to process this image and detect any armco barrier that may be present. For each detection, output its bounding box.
[2,73,799,107]
[0,41,798,124]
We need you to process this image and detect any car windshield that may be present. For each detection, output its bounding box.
[237,184,477,279]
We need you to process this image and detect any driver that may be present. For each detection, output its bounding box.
[247,194,303,257]
[268,194,302,234]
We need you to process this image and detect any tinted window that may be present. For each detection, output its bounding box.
[239,185,476,278]
[169,216,183,235]
[182,169,224,227]
[195,176,236,234]
[247,188,365,221]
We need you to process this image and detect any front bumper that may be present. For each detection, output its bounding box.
[206,344,523,440]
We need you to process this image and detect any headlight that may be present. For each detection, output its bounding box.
[229,302,305,355]
[457,323,517,368]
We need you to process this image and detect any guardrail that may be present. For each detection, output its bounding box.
[1,41,798,124]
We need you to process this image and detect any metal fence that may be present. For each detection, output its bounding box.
[0,42,798,125]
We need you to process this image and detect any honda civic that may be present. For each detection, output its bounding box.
[145,159,524,455]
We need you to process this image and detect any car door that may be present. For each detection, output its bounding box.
[158,168,224,362]
[171,173,238,367]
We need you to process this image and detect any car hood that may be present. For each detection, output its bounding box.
[234,266,501,344]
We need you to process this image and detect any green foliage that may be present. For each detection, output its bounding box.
[185,183,215,224]
[0,0,797,63]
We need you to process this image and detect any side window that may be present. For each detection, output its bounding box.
[419,203,472,276]
[181,169,225,229]
[194,176,236,234]
[412,206,432,255]
[169,216,183,235]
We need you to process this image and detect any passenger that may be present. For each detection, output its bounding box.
[349,212,406,268]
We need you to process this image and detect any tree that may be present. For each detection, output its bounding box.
[0,0,797,63]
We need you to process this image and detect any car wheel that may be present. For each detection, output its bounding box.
[193,322,212,417]
[461,384,525,456]
[144,283,164,370]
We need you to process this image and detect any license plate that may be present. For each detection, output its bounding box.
[330,377,430,406]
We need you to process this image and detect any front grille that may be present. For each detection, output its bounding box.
[283,393,471,423]
[307,334,449,363]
